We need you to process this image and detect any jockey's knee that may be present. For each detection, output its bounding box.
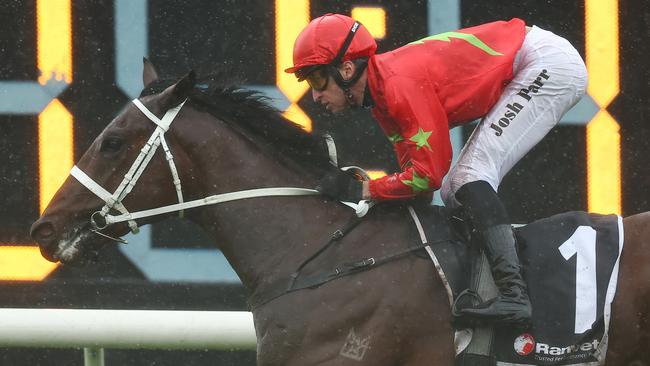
[441,173,497,209]
[440,178,459,208]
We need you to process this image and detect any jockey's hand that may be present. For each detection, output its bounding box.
[316,168,364,203]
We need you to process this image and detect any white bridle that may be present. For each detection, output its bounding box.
[70,98,371,238]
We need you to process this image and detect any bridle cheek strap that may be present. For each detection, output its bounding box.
[130,99,186,216]
[159,135,185,217]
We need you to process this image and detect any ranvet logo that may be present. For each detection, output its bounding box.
[514,333,535,356]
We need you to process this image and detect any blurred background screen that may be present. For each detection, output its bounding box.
[0,0,647,364]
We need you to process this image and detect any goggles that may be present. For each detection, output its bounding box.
[302,66,330,91]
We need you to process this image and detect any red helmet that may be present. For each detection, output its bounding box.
[284,13,377,74]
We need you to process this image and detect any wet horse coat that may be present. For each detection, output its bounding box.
[31,62,650,365]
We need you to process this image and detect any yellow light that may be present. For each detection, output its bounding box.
[37,0,72,84]
[1,0,73,281]
[587,111,621,214]
[585,0,621,215]
[366,170,387,180]
[275,0,312,131]
[0,245,59,281]
[351,6,386,39]
[39,99,74,213]
[585,0,619,107]
[283,103,312,131]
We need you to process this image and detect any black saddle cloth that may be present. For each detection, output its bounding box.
[411,205,622,366]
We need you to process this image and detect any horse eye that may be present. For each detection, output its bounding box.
[100,137,123,154]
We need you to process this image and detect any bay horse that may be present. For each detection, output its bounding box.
[31,61,650,365]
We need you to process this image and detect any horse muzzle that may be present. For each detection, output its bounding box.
[30,218,61,262]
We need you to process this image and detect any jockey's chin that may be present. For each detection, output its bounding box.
[321,92,351,114]
[326,102,348,114]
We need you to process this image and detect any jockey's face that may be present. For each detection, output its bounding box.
[311,72,349,114]
[310,61,359,114]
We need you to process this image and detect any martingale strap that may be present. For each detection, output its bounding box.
[247,206,454,310]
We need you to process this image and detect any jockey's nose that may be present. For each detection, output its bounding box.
[312,88,322,102]
[30,219,59,262]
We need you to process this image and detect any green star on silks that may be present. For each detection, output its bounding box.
[388,133,404,144]
[401,170,430,192]
[409,128,433,151]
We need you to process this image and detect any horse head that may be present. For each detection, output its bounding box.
[31,60,200,265]
[31,58,338,275]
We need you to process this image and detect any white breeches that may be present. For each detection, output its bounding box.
[441,25,588,207]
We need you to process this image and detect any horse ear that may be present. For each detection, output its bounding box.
[172,70,196,99]
[158,71,196,109]
[142,57,160,87]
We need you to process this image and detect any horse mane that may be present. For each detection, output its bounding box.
[140,73,334,177]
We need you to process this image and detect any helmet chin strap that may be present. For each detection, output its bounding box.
[330,59,368,109]
[344,87,357,107]
[320,20,370,110]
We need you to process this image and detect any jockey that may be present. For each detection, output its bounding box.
[285,13,587,326]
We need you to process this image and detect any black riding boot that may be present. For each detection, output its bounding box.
[455,181,532,326]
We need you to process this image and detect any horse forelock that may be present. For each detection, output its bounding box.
[139,74,333,177]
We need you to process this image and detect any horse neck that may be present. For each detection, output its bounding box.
[175,109,352,292]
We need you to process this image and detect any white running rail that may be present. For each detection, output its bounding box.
[0,308,257,366]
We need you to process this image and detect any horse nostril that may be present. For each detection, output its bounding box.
[31,221,56,242]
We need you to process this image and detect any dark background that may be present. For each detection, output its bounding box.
[1,0,648,365]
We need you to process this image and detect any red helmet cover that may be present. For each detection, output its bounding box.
[285,13,377,74]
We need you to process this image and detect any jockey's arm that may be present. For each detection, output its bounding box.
[368,76,452,200]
